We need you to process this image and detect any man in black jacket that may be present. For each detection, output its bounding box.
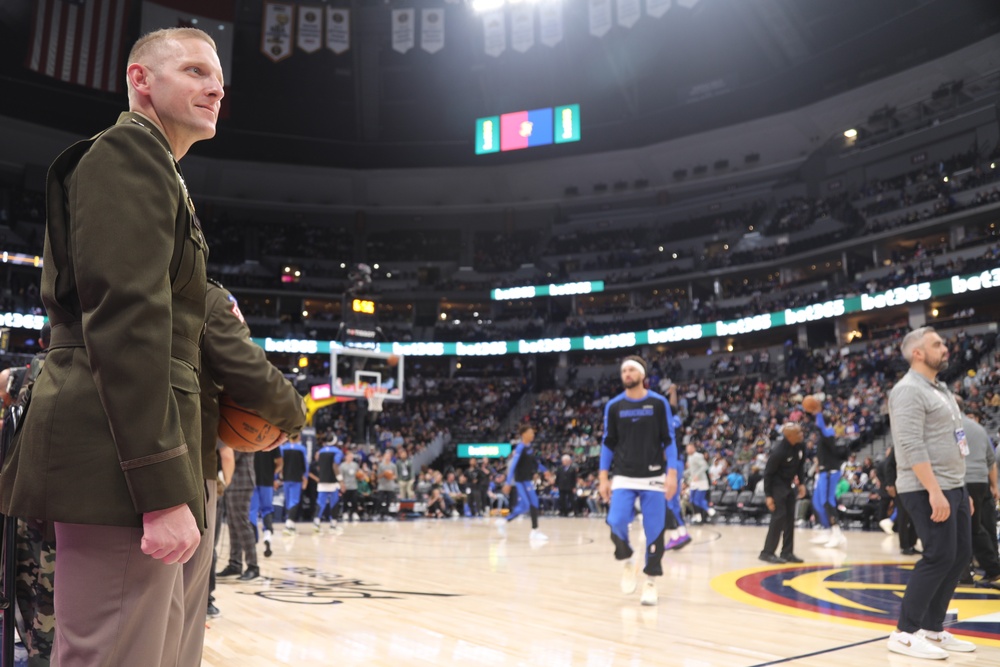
[760,423,807,564]
[556,455,579,517]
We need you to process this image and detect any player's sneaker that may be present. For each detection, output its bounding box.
[529,529,548,543]
[879,518,895,534]
[666,534,692,550]
[887,631,947,659]
[284,519,296,534]
[621,560,638,594]
[351,512,360,522]
[262,530,273,558]
[640,580,658,606]
[313,519,322,533]
[810,528,830,544]
[918,630,976,653]
[824,527,847,549]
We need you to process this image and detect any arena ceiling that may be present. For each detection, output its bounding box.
[0,0,998,170]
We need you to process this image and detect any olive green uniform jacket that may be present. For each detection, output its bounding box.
[0,113,208,529]
[200,281,306,479]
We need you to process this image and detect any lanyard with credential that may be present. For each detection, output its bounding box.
[933,385,968,457]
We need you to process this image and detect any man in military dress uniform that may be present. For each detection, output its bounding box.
[0,27,223,666]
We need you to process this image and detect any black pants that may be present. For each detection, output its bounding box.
[558,489,575,516]
[897,487,972,633]
[763,485,796,557]
[967,482,1000,577]
[342,489,361,517]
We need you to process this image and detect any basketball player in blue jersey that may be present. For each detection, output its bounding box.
[599,355,678,606]
[665,414,692,550]
[314,438,345,533]
[498,424,548,543]
[804,398,848,548]
[280,438,309,533]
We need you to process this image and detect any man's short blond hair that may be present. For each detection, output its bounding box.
[128,27,216,67]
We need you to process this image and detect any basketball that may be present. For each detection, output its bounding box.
[387,354,400,367]
[356,470,366,481]
[381,468,396,480]
[802,395,822,414]
[218,395,282,452]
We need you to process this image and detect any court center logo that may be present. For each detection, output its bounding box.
[712,562,1000,647]
[238,566,461,605]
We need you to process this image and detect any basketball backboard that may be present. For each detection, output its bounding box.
[330,347,404,402]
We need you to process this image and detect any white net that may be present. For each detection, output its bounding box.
[365,387,386,413]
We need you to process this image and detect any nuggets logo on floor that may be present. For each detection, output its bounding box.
[712,562,1000,647]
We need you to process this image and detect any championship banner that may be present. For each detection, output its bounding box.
[141,1,234,84]
[617,0,641,28]
[647,0,672,18]
[262,2,294,62]
[510,2,534,54]
[420,8,444,54]
[297,5,323,53]
[391,8,414,54]
[483,10,505,58]
[326,7,349,54]
[539,0,563,48]
[26,0,131,93]
[589,0,612,38]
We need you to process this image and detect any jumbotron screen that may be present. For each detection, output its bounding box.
[475,104,580,155]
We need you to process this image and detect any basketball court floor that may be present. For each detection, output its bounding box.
[203,517,1000,666]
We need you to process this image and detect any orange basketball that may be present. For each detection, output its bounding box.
[387,354,400,367]
[218,395,282,453]
[802,395,822,413]
[381,468,396,480]
[356,470,366,481]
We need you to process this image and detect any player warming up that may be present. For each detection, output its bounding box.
[498,424,548,543]
[803,395,848,549]
[599,355,679,606]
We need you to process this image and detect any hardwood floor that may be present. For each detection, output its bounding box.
[202,517,1000,666]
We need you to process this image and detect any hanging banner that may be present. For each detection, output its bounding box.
[617,0,641,28]
[539,0,563,48]
[510,3,534,53]
[297,5,323,53]
[326,7,349,54]
[261,2,294,62]
[647,0,672,18]
[589,0,612,37]
[421,8,444,54]
[483,10,505,58]
[391,8,414,54]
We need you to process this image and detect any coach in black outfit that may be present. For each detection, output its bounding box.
[556,455,579,516]
[760,423,807,564]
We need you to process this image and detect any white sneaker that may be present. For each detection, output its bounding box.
[529,529,548,542]
[824,528,847,549]
[879,518,894,534]
[918,630,976,653]
[351,513,360,522]
[887,631,948,660]
[313,519,322,533]
[621,560,638,594]
[640,580,658,606]
[810,529,830,544]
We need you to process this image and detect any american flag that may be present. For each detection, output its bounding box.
[26,0,132,93]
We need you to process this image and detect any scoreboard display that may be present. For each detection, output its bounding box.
[475,104,580,155]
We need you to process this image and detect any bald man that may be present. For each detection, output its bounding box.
[760,423,807,564]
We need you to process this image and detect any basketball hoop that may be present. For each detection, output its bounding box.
[364,386,386,413]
